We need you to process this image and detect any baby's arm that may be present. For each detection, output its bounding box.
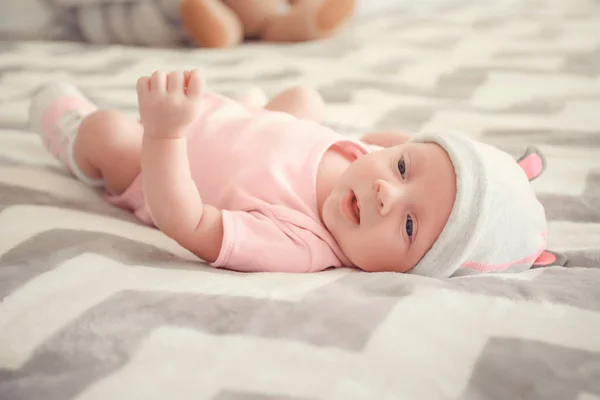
[137,70,222,263]
[361,131,412,147]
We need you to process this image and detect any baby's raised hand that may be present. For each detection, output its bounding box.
[136,69,204,139]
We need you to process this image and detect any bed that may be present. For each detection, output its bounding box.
[1,0,600,399]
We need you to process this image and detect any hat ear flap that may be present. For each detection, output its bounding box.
[532,250,568,268]
[517,146,547,181]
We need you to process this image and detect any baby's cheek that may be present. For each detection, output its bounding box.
[350,233,391,268]
[365,231,411,272]
[342,232,373,265]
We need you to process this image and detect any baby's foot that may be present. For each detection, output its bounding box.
[230,86,269,108]
[29,82,103,186]
[263,0,355,42]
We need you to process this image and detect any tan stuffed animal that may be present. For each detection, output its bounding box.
[180,0,356,48]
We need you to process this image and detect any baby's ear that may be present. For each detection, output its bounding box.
[532,250,568,268]
[517,146,546,181]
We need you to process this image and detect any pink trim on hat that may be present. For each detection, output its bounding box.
[461,233,547,272]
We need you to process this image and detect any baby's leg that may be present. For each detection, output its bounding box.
[74,110,142,194]
[30,83,141,195]
[265,86,325,122]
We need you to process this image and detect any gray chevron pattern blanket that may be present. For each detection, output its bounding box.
[1,0,600,399]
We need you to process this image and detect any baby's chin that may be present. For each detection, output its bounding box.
[357,262,413,273]
[348,252,417,273]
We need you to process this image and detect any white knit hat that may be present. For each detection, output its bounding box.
[407,131,547,278]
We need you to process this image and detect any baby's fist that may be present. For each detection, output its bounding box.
[136,69,204,139]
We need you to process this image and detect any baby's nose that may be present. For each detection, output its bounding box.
[374,179,403,216]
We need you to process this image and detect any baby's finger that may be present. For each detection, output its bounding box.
[186,69,204,99]
[150,70,167,94]
[136,76,150,99]
[167,71,184,93]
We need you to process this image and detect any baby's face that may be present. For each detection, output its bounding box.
[322,142,457,272]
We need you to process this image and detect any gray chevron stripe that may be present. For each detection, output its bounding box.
[462,338,600,400]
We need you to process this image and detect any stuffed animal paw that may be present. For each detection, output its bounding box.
[181,0,356,48]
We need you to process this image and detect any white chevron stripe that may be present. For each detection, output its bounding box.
[75,289,600,400]
[0,205,192,259]
[0,253,350,369]
[471,73,600,110]
[367,288,600,398]
[0,132,55,166]
[77,328,358,400]
[0,166,99,201]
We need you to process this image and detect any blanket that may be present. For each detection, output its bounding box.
[1,0,600,399]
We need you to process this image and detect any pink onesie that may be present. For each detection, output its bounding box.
[108,93,371,273]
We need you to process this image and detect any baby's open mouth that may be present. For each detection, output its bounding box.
[352,191,361,224]
[341,190,361,225]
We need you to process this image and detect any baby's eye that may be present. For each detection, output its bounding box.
[398,158,406,178]
[406,215,413,238]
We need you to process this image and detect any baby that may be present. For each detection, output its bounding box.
[29,69,548,277]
